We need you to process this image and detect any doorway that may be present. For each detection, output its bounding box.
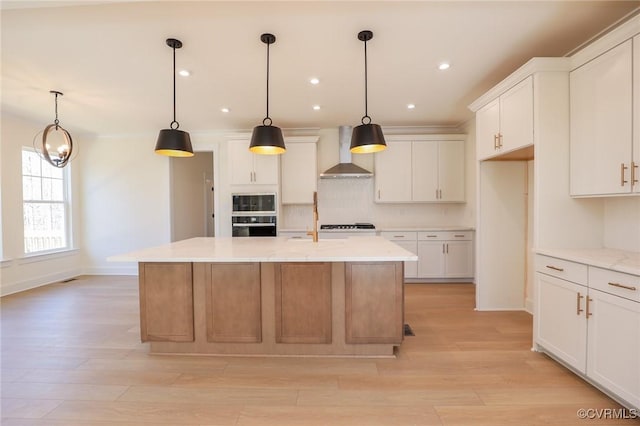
[170,151,215,242]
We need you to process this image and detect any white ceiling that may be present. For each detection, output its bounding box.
[2,1,638,136]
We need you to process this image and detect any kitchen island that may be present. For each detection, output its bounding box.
[109,236,417,357]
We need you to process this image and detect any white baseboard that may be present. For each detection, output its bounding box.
[83,265,138,276]
[525,297,534,315]
[1,267,84,297]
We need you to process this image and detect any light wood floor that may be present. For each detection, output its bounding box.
[1,276,636,425]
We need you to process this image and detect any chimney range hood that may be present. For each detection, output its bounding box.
[320,126,373,179]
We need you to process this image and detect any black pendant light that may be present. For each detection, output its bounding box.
[250,33,286,155]
[40,90,73,168]
[350,30,386,154]
[155,38,194,158]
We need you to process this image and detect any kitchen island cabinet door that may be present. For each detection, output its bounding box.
[345,262,404,344]
[570,39,633,196]
[586,288,640,409]
[139,262,194,343]
[535,273,587,374]
[374,141,412,202]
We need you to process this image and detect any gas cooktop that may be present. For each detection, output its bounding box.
[320,223,376,230]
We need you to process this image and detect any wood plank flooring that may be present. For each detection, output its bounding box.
[2,276,636,425]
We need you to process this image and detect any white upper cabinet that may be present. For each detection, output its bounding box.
[570,39,634,196]
[374,141,413,202]
[228,142,279,185]
[375,137,465,203]
[280,141,317,204]
[476,76,533,161]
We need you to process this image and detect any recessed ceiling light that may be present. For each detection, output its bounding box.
[179,69,191,77]
[221,107,230,113]
[407,104,416,110]
[438,63,450,71]
[309,77,320,85]
[312,105,321,111]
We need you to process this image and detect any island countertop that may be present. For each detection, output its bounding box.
[108,236,418,263]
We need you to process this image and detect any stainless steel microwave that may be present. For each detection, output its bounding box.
[231,193,277,237]
[232,193,276,214]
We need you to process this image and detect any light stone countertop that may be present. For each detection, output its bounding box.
[535,248,640,276]
[108,236,418,263]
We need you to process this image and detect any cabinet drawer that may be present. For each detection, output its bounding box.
[417,231,472,241]
[589,267,640,303]
[380,231,417,241]
[536,255,588,285]
[417,231,445,241]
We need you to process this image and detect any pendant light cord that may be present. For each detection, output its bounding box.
[264,41,271,125]
[54,92,60,129]
[171,44,178,129]
[364,37,368,121]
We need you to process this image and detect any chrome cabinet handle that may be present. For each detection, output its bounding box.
[546,265,564,272]
[608,282,637,292]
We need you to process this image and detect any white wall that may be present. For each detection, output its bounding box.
[80,132,172,274]
[281,126,476,230]
[604,197,640,252]
[0,112,83,295]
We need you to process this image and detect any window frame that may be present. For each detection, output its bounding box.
[21,147,72,255]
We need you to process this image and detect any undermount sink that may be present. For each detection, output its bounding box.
[286,238,346,243]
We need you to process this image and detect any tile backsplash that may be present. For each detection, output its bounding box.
[281,178,472,230]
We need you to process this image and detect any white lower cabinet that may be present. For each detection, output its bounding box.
[381,230,473,280]
[535,254,640,410]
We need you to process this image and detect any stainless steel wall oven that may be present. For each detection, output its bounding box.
[231,193,277,237]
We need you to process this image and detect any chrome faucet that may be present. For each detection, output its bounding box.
[307,191,319,242]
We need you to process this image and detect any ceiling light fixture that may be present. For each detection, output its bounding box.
[350,30,386,154]
[313,105,321,111]
[221,107,230,113]
[438,62,450,70]
[407,103,416,109]
[39,90,73,168]
[155,38,194,158]
[249,33,285,155]
[310,77,320,85]
[178,69,190,77]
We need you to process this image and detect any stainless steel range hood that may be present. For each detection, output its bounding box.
[320,126,373,179]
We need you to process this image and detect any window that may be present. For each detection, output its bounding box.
[22,148,70,254]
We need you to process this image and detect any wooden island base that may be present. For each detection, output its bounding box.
[139,261,404,357]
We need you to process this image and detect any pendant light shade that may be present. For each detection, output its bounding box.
[350,30,386,154]
[40,90,74,168]
[155,38,193,157]
[250,33,285,155]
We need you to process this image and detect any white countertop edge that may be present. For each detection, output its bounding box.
[534,247,640,276]
[109,256,418,263]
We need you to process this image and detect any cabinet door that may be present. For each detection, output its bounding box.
[228,142,254,185]
[411,141,439,202]
[535,273,587,373]
[281,143,317,204]
[500,76,534,153]
[570,40,633,196]
[634,35,640,194]
[444,241,473,278]
[374,141,412,202]
[253,153,279,185]
[587,289,640,409]
[476,98,500,160]
[394,240,418,279]
[438,140,465,202]
[417,241,445,278]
